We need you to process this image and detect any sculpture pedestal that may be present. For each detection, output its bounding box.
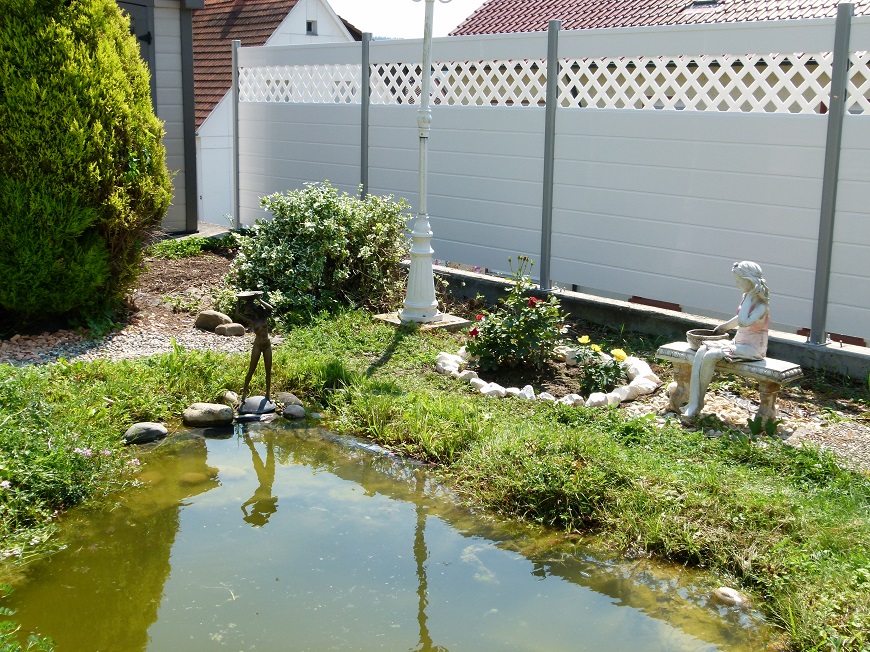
[238,396,276,415]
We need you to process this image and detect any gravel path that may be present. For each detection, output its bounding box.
[0,321,253,367]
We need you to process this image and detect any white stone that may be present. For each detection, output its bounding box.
[457,346,471,361]
[564,393,585,406]
[450,370,462,379]
[613,385,639,402]
[435,361,458,375]
[469,377,488,390]
[624,357,654,381]
[556,395,574,405]
[564,351,580,366]
[630,377,659,395]
[457,370,479,382]
[666,381,678,396]
[553,345,571,361]
[505,387,521,397]
[585,393,608,407]
[643,372,662,385]
[537,392,556,402]
[605,392,621,406]
[436,352,464,368]
[481,383,506,398]
[518,385,536,400]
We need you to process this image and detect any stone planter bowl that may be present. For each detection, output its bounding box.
[686,328,730,351]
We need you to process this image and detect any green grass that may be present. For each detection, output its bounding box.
[147,234,238,260]
[1,310,868,650]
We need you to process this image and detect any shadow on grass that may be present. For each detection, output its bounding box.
[364,322,417,378]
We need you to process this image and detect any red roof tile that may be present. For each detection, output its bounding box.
[450,0,870,36]
[194,0,303,129]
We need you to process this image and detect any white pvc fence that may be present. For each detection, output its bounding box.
[235,16,870,344]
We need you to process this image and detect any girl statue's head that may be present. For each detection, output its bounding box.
[732,260,769,303]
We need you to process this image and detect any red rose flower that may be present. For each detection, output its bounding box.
[527,296,541,307]
[468,327,479,337]
[476,314,484,321]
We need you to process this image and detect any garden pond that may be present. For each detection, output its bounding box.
[4,423,774,650]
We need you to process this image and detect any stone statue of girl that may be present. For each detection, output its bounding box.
[682,261,770,418]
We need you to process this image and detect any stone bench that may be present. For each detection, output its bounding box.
[656,341,803,423]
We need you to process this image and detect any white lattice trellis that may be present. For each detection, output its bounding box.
[238,51,868,114]
[370,63,423,105]
[238,64,361,104]
[558,53,834,113]
[849,51,870,114]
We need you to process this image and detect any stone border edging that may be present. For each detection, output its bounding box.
[435,347,664,407]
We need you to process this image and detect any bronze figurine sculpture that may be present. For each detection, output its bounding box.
[236,291,275,414]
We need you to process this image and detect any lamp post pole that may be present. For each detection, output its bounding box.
[399,0,448,323]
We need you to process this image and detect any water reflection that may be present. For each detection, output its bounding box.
[240,435,277,527]
[2,425,772,651]
[413,476,448,652]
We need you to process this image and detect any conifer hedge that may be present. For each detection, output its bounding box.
[0,0,171,326]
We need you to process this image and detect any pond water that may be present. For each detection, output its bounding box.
[6,423,773,651]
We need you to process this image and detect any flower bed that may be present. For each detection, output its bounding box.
[435,345,663,407]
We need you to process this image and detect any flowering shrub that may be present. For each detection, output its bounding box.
[572,336,629,395]
[231,182,409,320]
[465,257,566,370]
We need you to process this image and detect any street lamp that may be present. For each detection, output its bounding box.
[399,0,452,323]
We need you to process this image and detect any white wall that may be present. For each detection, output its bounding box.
[154,0,187,232]
[197,0,354,227]
[234,18,870,343]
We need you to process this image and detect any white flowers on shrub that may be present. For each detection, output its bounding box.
[434,349,661,406]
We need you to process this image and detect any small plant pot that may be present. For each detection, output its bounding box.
[686,328,730,351]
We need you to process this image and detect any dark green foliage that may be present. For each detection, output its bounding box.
[232,182,408,321]
[0,0,172,326]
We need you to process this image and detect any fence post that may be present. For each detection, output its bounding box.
[810,3,853,344]
[360,33,372,198]
[231,39,241,230]
[539,20,561,291]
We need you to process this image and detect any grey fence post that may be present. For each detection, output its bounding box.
[810,3,853,344]
[231,39,241,230]
[539,20,561,291]
[360,33,372,198]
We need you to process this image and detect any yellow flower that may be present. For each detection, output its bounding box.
[611,348,627,362]
[590,344,601,353]
[578,335,590,345]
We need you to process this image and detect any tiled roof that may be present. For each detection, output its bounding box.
[450,0,870,36]
[193,0,301,129]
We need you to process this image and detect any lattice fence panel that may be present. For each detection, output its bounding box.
[848,51,870,114]
[238,53,868,113]
[558,53,834,113]
[370,63,423,105]
[238,64,361,104]
[370,60,549,106]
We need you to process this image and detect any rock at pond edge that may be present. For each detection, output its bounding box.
[123,422,168,445]
[183,403,234,426]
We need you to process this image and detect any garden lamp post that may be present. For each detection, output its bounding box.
[399,0,451,323]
